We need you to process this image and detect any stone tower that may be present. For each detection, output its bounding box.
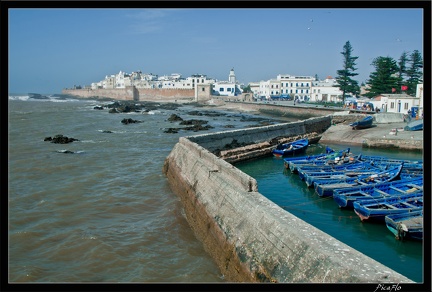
[229,68,236,83]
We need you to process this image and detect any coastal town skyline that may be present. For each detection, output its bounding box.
[7,5,426,94]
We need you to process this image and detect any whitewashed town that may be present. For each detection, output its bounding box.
[70,68,423,117]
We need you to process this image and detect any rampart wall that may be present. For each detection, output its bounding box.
[62,87,196,102]
[162,116,413,283]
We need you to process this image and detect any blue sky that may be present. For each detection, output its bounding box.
[8,6,425,94]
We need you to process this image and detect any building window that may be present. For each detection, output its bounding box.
[276,85,278,88]
[202,88,205,92]
[220,88,224,92]
[201,79,204,83]
[306,83,309,87]
[291,83,293,87]
[296,83,298,86]
[404,103,409,109]
[390,102,395,109]
[286,83,288,87]
[306,90,309,93]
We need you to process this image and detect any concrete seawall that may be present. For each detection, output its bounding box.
[162,116,413,283]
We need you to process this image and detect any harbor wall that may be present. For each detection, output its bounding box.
[62,87,195,101]
[162,116,413,283]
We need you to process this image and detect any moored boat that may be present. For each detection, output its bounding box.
[286,148,354,173]
[385,210,423,241]
[302,164,384,188]
[332,176,423,208]
[272,138,309,157]
[353,193,423,222]
[314,164,404,197]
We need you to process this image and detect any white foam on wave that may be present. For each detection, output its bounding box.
[9,95,30,101]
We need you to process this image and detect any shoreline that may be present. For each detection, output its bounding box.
[196,100,424,152]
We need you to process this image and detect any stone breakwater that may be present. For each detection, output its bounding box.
[162,116,413,283]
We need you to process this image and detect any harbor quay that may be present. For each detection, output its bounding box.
[162,115,417,283]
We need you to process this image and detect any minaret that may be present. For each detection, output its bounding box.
[229,68,236,83]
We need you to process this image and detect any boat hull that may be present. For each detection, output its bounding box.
[353,194,423,222]
[385,211,423,240]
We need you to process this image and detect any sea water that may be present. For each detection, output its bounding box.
[8,95,424,283]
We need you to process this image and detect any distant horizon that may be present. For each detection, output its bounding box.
[6,4,427,93]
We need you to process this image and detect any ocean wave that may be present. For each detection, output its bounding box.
[9,95,30,101]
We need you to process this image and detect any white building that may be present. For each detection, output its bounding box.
[416,83,423,117]
[248,82,260,99]
[254,74,314,101]
[310,76,344,102]
[277,74,314,101]
[370,94,420,114]
[212,69,242,97]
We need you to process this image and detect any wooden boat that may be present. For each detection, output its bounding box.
[353,193,423,222]
[332,177,423,208]
[283,146,334,164]
[302,164,384,187]
[272,138,308,157]
[314,164,404,197]
[286,149,354,173]
[404,119,423,131]
[385,210,423,241]
[294,158,366,175]
[349,115,373,130]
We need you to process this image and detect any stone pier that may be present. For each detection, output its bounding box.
[162,116,414,283]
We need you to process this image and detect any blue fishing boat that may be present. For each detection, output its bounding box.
[404,119,423,131]
[385,210,423,241]
[283,146,334,163]
[272,138,309,157]
[286,149,354,173]
[302,164,384,188]
[293,157,365,175]
[332,177,423,208]
[353,193,423,222]
[314,164,404,197]
[349,115,373,130]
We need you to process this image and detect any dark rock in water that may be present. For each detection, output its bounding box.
[121,118,142,124]
[44,134,79,144]
[104,100,182,113]
[29,93,49,99]
[184,124,214,132]
[93,106,104,110]
[167,114,183,122]
[164,128,179,134]
[102,130,113,133]
[179,119,208,126]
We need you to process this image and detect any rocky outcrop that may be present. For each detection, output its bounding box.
[44,134,79,144]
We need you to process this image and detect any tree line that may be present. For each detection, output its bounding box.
[334,41,423,104]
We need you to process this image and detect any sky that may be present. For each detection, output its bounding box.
[6,4,427,94]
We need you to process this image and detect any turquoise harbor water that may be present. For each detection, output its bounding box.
[235,144,424,283]
[8,95,426,284]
